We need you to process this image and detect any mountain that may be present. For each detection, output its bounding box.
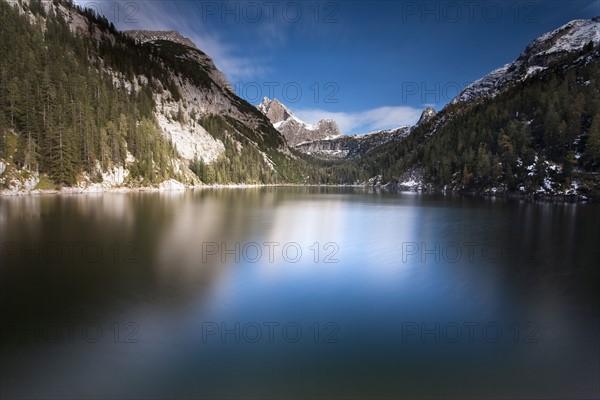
[417,107,437,125]
[453,17,600,103]
[0,0,310,193]
[344,17,600,198]
[293,107,434,159]
[257,98,342,146]
[125,30,198,50]
[1,1,598,199]
[295,126,412,159]
[124,30,234,93]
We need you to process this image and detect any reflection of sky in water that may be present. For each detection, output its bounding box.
[0,188,598,399]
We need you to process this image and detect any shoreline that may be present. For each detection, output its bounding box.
[0,182,368,197]
[1,182,595,203]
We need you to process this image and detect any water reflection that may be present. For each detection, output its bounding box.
[1,188,598,398]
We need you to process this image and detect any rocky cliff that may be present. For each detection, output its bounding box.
[257,98,343,146]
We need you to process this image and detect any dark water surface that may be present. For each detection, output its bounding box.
[1,188,599,399]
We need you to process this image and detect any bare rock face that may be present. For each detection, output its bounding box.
[257,98,342,146]
[312,119,342,139]
[125,30,198,49]
[295,126,412,159]
[117,31,287,165]
[257,97,294,124]
[417,107,437,125]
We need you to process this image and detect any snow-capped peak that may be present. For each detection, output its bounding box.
[530,18,600,55]
[417,107,437,125]
[453,16,600,103]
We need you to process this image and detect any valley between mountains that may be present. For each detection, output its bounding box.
[1,0,599,200]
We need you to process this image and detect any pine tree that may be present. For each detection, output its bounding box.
[476,144,492,181]
[585,113,600,167]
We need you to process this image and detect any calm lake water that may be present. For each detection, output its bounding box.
[1,188,599,399]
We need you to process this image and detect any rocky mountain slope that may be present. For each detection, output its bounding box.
[125,30,198,51]
[257,98,342,146]
[454,17,600,103]
[295,126,411,159]
[417,107,437,125]
[0,0,305,194]
[293,107,435,159]
[1,0,598,199]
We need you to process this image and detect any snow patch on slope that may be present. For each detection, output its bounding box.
[453,17,600,103]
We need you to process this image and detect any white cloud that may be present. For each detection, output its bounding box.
[295,106,423,135]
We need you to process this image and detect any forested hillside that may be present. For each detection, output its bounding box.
[0,0,185,188]
[318,44,600,198]
[359,45,600,196]
[0,0,311,192]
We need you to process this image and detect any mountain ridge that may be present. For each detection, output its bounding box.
[1,0,598,199]
[453,17,600,103]
[125,30,198,49]
[0,0,307,194]
[257,97,343,146]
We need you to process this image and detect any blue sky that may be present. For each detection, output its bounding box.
[78,0,599,134]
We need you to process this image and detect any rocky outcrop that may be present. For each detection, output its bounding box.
[120,30,287,165]
[257,98,342,146]
[257,97,294,123]
[295,126,412,159]
[125,30,198,49]
[417,107,436,125]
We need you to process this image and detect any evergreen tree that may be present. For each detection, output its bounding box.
[585,113,600,167]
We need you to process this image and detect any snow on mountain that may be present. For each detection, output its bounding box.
[292,106,436,159]
[453,17,600,103]
[257,97,343,146]
[258,97,298,125]
[125,30,198,49]
[417,107,437,125]
[295,126,413,159]
[534,17,600,54]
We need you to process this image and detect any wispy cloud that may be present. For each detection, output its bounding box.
[255,20,289,50]
[295,106,423,135]
[184,31,272,81]
[75,0,271,81]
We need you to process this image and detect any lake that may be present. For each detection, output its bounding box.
[1,188,599,399]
